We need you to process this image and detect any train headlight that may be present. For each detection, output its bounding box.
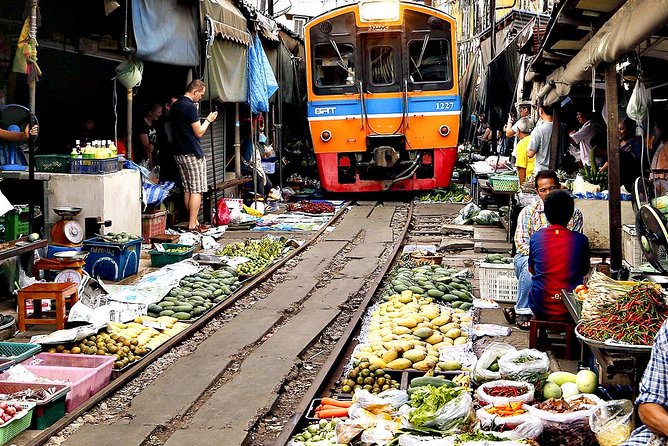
[438,125,450,137]
[359,0,400,22]
[321,130,332,142]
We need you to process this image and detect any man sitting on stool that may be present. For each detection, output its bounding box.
[528,190,590,322]
[508,170,584,329]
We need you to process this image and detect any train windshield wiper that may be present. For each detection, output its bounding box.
[329,39,349,70]
[412,35,430,71]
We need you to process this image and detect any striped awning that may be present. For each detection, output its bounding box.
[201,0,251,46]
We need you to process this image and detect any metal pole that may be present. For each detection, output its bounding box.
[605,64,622,274]
[206,35,217,222]
[234,103,241,178]
[277,43,284,191]
[28,0,38,233]
[490,0,496,62]
[127,88,133,160]
[28,0,38,113]
[549,107,560,170]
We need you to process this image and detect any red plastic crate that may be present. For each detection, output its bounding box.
[0,365,95,413]
[142,210,167,243]
[24,353,114,395]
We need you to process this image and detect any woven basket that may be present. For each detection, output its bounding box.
[490,175,520,192]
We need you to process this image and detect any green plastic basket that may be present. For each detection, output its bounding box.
[0,401,35,445]
[0,382,69,430]
[0,342,41,363]
[35,154,71,173]
[149,243,194,268]
[490,175,520,192]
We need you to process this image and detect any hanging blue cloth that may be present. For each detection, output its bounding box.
[247,35,278,114]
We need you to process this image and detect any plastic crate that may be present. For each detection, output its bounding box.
[622,225,646,268]
[478,262,518,303]
[71,156,120,174]
[149,243,194,267]
[0,360,14,373]
[0,401,35,445]
[0,364,96,413]
[141,210,168,243]
[0,342,41,363]
[0,382,69,430]
[34,154,71,173]
[489,175,520,192]
[0,208,29,241]
[82,236,143,281]
[25,353,114,395]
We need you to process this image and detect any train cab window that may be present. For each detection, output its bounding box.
[369,46,395,86]
[313,43,356,88]
[408,38,452,84]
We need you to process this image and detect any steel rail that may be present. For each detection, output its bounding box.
[22,203,351,446]
[273,201,414,446]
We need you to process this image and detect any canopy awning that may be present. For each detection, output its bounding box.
[201,0,251,46]
[542,0,668,105]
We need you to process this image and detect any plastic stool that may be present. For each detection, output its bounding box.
[529,319,577,360]
[17,282,79,331]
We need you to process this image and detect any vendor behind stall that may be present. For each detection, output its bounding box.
[623,321,668,445]
[528,190,590,322]
[514,117,534,185]
[509,170,584,329]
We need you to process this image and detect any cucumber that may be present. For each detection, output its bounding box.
[460,302,473,310]
[427,289,444,298]
[148,304,163,314]
[409,286,425,294]
[180,290,193,298]
[168,289,179,297]
[173,312,192,320]
[409,376,457,388]
[158,301,175,308]
[394,285,408,293]
[172,304,194,312]
[442,294,458,302]
[159,309,175,317]
[147,312,159,318]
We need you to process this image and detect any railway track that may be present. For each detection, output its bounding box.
[18,200,413,446]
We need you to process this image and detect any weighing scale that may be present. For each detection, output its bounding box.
[50,207,84,247]
[34,251,88,286]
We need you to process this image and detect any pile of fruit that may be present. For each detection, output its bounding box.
[0,401,24,424]
[95,232,141,244]
[287,200,335,214]
[386,264,474,311]
[148,268,241,320]
[354,290,471,372]
[164,246,191,253]
[580,148,608,190]
[483,254,512,264]
[291,419,342,445]
[339,360,401,394]
[216,237,290,277]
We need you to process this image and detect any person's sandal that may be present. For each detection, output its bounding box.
[502,307,516,324]
[516,315,532,331]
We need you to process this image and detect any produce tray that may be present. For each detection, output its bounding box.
[110,349,151,380]
[0,342,41,363]
[71,156,120,174]
[0,382,70,430]
[574,322,653,353]
[305,397,352,422]
[489,175,520,192]
[25,353,114,395]
[0,401,35,445]
[149,244,194,268]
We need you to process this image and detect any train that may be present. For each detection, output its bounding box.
[305,0,461,192]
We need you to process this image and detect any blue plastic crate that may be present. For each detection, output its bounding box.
[82,237,142,281]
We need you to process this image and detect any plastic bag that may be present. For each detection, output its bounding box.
[479,415,544,441]
[589,399,634,446]
[398,434,456,446]
[454,202,480,225]
[527,393,602,446]
[476,380,535,407]
[498,349,549,387]
[476,405,533,430]
[473,342,517,385]
[353,388,408,414]
[472,210,500,225]
[626,80,651,123]
[212,198,231,226]
[404,391,474,432]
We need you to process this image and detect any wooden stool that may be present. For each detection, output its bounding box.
[529,319,577,360]
[17,282,79,331]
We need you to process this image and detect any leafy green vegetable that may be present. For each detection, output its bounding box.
[407,385,463,427]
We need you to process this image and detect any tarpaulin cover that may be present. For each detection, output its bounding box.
[203,39,248,103]
[201,0,251,46]
[247,35,278,114]
[483,44,520,131]
[132,0,198,66]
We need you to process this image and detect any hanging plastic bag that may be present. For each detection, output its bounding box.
[626,80,651,123]
[498,349,550,388]
[212,197,231,226]
[473,342,517,385]
[589,399,634,446]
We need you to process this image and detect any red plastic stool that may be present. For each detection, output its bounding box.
[529,319,577,360]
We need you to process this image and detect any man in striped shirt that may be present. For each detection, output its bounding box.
[510,170,584,329]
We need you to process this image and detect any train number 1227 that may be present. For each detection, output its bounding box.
[435,102,454,110]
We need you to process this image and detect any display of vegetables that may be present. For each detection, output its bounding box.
[148,268,241,320]
[407,384,471,431]
[483,401,526,417]
[417,187,471,203]
[96,231,141,244]
[534,395,597,413]
[216,236,290,277]
[483,254,512,264]
[580,148,608,190]
[578,282,667,345]
[291,419,343,445]
[312,398,352,419]
[386,264,474,311]
[339,360,401,394]
[164,246,191,253]
[287,200,335,214]
[581,272,637,321]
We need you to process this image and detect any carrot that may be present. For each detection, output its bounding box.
[320,398,353,408]
[316,404,344,412]
[315,408,350,418]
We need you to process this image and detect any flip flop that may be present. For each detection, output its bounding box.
[516,315,532,331]
[502,307,516,324]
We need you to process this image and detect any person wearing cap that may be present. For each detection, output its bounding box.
[514,117,534,185]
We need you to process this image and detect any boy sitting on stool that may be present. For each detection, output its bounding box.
[528,190,590,322]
